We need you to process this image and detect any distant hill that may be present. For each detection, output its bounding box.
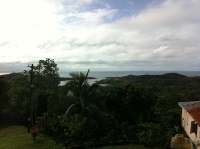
[95,73,200,86]
[0,73,22,82]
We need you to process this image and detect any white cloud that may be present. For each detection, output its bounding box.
[0,0,63,61]
[154,46,168,53]
[0,0,200,72]
[64,9,117,25]
[64,0,94,5]
[131,0,200,27]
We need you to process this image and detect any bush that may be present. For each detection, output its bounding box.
[136,123,163,147]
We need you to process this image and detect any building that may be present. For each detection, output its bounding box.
[171,101,200,149]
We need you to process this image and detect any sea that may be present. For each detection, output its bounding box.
[0,73,10,75]
[1,71,200,86]
[59,71,200,86]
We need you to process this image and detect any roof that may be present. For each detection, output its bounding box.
[179,101,200,126]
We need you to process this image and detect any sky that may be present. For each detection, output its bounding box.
[0,0,200,73]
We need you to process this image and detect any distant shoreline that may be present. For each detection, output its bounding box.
[59,71,200,78]
[0,72,10,75]
[1,71,200,77]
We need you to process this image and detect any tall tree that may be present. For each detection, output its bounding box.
[22,58,60,127]
[34,58,60,89]
[32,58,60,116]
[65,69,99,115]
[62,70,101,143]
[1,74,29,125]
[0,76,10,124]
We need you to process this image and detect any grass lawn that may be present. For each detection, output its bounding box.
[0,125,65,149]
[0,126,162,149]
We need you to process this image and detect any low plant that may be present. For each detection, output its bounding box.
[31,128,40,141]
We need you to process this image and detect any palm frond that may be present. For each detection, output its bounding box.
[66,103,76,116]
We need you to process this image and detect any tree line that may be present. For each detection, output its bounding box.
[1,58,200,148]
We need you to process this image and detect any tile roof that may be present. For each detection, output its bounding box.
[179,101,200,126]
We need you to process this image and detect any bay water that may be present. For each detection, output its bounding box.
[1,71,200,86]
[59,71,200,86]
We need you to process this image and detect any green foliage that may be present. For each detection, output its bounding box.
[136,123,162,147]
[58,70,102,142]
[0,77,9,124]
[2,64,200,148]
[2,74,29,124]
[0,126,65,149]
[34,58,60,89]
[105,85,157,125]
[0,58,61,126]
[120,122,135,140]
[62,114,88,143]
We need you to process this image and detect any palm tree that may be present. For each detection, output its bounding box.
[64,69,101,143]
[65,69,99,116]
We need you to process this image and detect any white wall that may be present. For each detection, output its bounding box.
[182,109,200,146]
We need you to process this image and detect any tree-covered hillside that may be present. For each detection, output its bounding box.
[1,60,200,148]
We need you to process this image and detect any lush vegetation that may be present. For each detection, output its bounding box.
[0,126,157,149]
[1,58,200,148]
[0,126,65,149]
[0,126,150,149]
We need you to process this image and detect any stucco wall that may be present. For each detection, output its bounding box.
[182,109,200,145]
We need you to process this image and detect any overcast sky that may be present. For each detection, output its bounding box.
[0,0,200,73]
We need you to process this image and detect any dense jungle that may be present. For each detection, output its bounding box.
[1,58,200,148]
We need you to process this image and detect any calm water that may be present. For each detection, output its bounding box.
[60,71,200,78]
[59,71,200,86]
[0,73,10,75]
[1,71,199,77]
[1,71,200,86]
